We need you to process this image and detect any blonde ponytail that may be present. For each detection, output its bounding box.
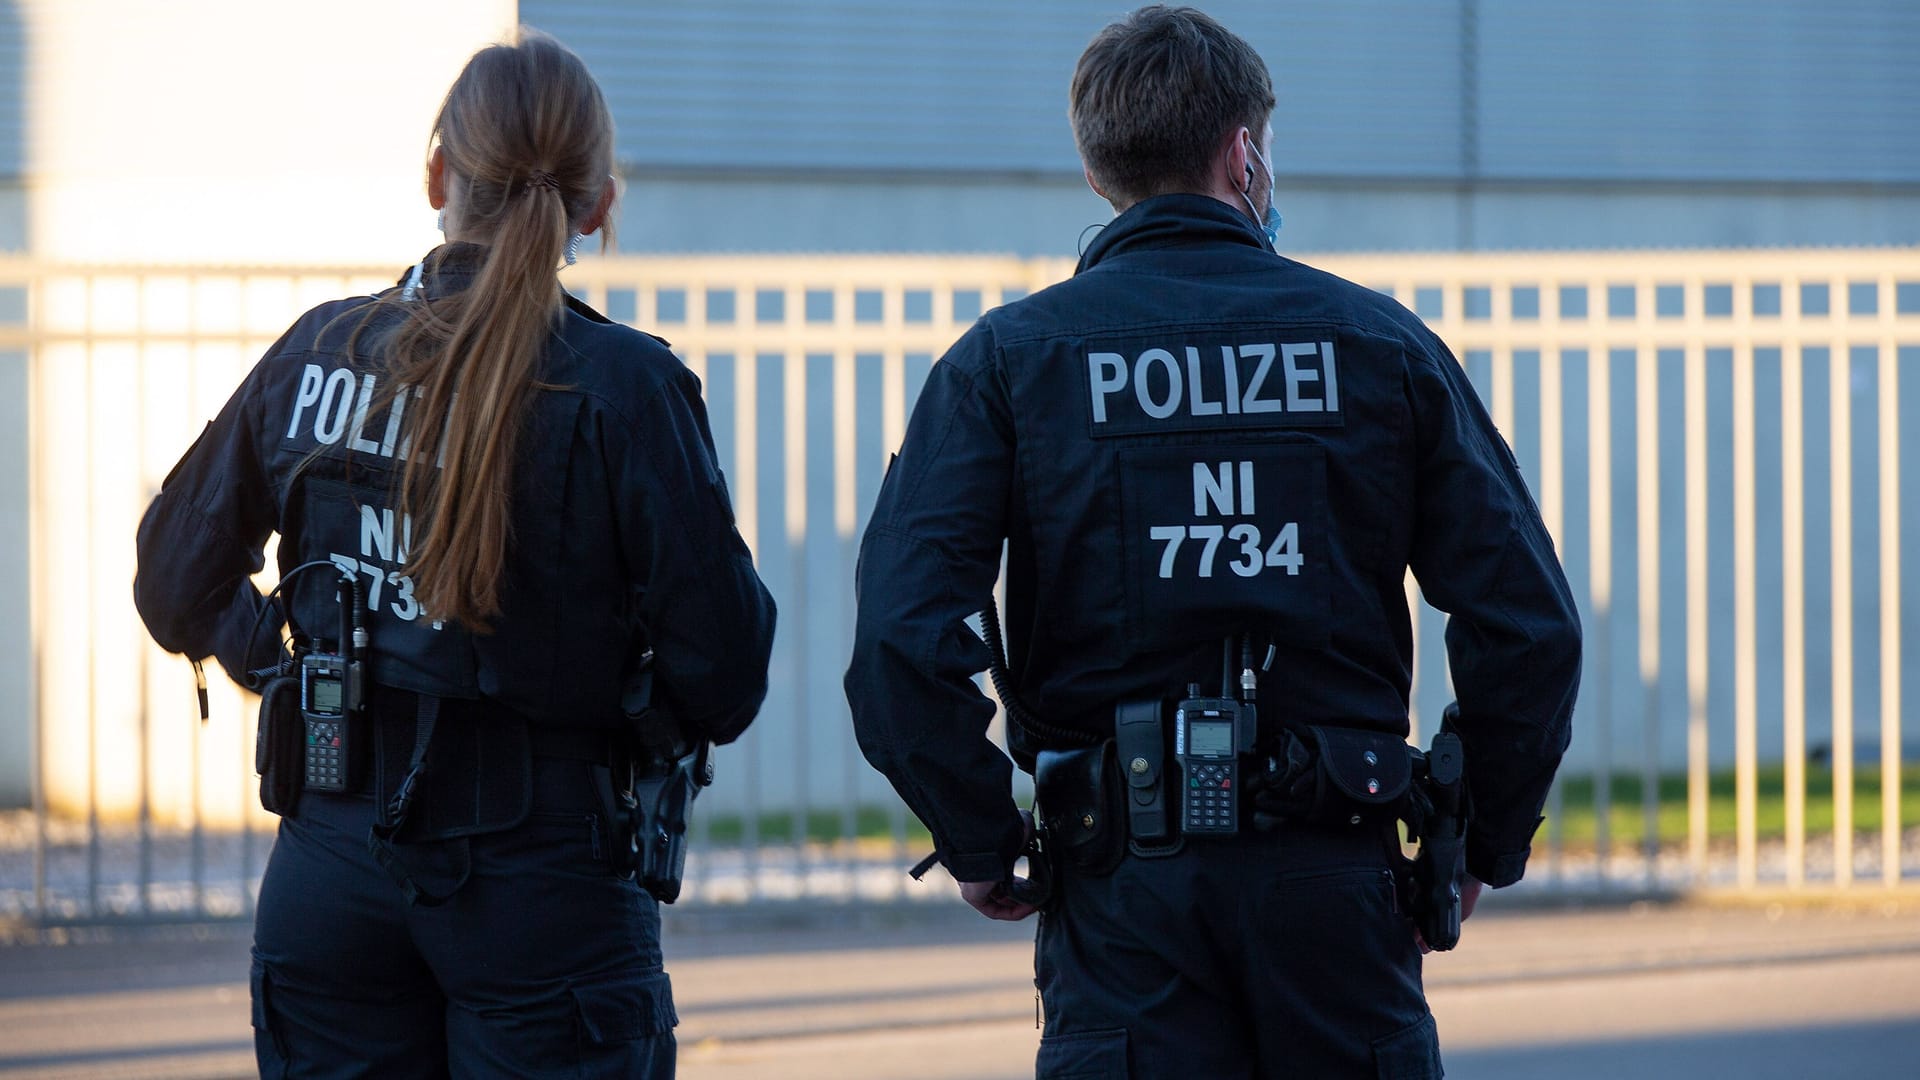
[373,31,616,629]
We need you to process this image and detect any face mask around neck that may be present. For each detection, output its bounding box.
[1241,139,1283,247]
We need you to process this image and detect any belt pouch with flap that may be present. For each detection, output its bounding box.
[1034,741,1123,876]
[1305,725,1413,824]
[1114,699,1176,848]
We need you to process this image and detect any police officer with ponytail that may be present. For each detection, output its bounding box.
[846,6,1580,1077]
[135,31,774,1077]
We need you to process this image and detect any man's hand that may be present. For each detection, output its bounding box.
[959,878,1040,921]
[957,810,1040,921]
[1414,873,1484,954]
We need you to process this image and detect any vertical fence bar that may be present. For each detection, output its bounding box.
[882,332,909,895]
[1404,574,1421,746]
[1635,346,1661,885]
[188,277,207,917]
[1782,345,1806,888]
[1880,343,1902,886]
[734,342,762,897]
[786,348,809,886]
[136,280,155,918]
[834,346,859,883]
[1589,345,1614,882]
[29,269,47,920]
[1734,342,1758,888]
[1539,343,1565,884]
[1831,340,1855,887]
[84,304,101,916]
[1684,343,1709,882]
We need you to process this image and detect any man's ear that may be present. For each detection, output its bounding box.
[427,146,448,211]
[1225,126,1253,194]
[1082,164,1108,202]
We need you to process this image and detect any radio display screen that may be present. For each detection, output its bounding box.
[309,676,343,713]
[1188,719,1234,757]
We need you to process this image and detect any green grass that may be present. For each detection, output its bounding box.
[1544,762,1920,849]
[699,804,932,847]
[693,764,1920,852]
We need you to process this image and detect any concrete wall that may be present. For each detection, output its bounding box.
[613,173,1920,257]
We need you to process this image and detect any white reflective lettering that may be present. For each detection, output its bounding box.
[1193,462,1232,516]
[1240,344,1281,413]
[1320,341,1340,411]
[1283,342,1323,412]
[396,386,425,459]
[1221,346,1242,415]
[313,367,357,444]
[1135,348,1182,420]
[1088,352,1127,423]
[1238,460,1256,514]
[1185,347,1221,416]
[360,505,394,562]
[287,364,324,438]
[348,374,383,454]
[380,383,409,457]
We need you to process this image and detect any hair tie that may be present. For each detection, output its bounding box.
[524,170,560,194]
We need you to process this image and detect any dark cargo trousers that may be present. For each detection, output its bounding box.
[1034,822,1441,1079]
[250,757,677,1078]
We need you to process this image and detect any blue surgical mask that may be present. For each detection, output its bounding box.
[1241,139,1283,247]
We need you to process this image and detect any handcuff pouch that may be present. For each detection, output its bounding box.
[1034,742,1123,876]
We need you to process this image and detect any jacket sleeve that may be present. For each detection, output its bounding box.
[133,368,282,685]
[1404,331,1583,888]
[622,367,776,745]
[843,322,1026,885]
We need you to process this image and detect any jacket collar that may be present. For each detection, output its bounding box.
[389,244,610,326]
[1075,193,1270,275]
[393,242,488,299]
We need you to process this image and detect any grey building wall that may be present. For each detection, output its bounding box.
[613,174,1920,256]
[531,0,1920,255]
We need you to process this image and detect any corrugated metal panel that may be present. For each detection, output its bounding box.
[1480,0,1920,182]
[522,0,1465,179]
[0,7,23,178]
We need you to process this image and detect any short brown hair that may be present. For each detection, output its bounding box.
[1069,6,1275,207]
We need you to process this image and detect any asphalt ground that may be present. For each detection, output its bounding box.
[2,893,1918,1079]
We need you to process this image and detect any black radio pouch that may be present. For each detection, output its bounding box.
[1114,699,1181,856]
[1033,742,1124,876]
[1304,725,1413,824]
[255,672,305,817]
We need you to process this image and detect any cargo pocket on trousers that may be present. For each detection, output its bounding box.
[250,962,289,1079]
[1371,1012,1442,1079]
[1036,1027,1128,1079]
[571,968,678,1065]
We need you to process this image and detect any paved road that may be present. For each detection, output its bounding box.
[3,896,1918,1078]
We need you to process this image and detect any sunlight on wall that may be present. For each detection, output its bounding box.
[28,0,517,825]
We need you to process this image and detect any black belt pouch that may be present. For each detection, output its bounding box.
[1034,742,1124,876]
[255,673,304,817]
[1305,725,1414,824]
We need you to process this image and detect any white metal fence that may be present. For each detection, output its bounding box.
[3,248,1916,922]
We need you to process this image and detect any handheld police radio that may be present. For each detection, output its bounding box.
[1174,688,1246,834]
[1176,637,1261,835]
[300,573,366,793]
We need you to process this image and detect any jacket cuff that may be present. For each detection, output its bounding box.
[944,848,1013,884]
[1466,816,1544,889]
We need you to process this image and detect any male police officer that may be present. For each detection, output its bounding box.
[846,6,1580,1077]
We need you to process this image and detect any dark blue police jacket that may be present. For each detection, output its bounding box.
[135,244,776,745]
[845,195,1580,887]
